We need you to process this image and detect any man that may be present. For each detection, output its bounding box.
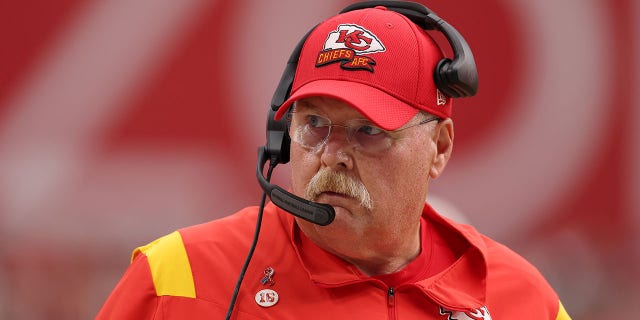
[97,2,571,319]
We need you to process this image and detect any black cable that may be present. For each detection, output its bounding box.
[224,158,278,320]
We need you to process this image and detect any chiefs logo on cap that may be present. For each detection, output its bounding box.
[315,24,385,72]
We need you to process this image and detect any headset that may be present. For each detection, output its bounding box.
[257,0,478,226]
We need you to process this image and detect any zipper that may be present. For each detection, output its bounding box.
[387,287,396,320]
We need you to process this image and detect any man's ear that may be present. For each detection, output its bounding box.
[429,119,454,179]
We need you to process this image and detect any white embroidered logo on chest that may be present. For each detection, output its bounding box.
[439,306,492,320]
[255,289,279,307]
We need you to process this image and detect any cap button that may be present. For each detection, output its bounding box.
[374,5,389,11]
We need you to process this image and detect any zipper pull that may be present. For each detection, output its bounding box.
[388,287,395,306]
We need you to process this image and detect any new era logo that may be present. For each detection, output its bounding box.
[437,89,448,106]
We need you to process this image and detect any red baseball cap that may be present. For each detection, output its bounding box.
[274,6,452,130]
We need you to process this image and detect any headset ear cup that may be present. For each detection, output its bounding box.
[434,58,458,98]
[435,56,478,98]
[265,108,291,164]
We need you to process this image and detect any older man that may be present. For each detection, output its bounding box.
[97,2,571,319]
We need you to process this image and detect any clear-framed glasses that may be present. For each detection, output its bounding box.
[287,111,441,154]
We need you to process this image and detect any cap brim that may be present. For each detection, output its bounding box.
[274,80,419,131]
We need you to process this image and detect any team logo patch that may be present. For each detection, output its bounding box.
[439,306,492,320]
[315,24,386,72]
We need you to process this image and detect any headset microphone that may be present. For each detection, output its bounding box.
[256,108,335,226]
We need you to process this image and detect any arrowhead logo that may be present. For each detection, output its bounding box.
[315,24,386,72]
[324,24,386,53]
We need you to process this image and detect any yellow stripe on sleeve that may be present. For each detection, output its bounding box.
[132,231,196,298]
[555,301,571,320]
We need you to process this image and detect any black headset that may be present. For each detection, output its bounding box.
[257,0,478,226]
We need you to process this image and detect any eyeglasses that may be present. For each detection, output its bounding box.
[287,111,440,154]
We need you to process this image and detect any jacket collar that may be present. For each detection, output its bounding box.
[276,203,489,311]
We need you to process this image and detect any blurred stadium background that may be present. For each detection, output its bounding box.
[0,0,637,319]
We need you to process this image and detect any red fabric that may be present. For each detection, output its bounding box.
[373,217,461,287]
[96,202,563,319]
[97,254,159,319]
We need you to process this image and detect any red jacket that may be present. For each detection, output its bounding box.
[97,202,571,319]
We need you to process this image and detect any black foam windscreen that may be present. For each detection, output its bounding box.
[256,147,335,226]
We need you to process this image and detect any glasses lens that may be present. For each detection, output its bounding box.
[290,114,330,149]
[289,112,404,153]
[349,121,392,153]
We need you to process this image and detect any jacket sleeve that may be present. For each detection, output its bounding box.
[96,231,196,319]
[95,252,160,319]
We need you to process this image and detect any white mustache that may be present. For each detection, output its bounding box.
[305,168,373,209]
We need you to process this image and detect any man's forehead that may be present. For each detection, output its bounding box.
[294,96,365,117]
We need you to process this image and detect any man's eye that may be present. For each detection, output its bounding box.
[357,124,384,135]
[306,115,327,128]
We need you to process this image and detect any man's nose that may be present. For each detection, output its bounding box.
[319,128,354,170]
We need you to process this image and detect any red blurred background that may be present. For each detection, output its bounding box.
[0,0,637,319]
